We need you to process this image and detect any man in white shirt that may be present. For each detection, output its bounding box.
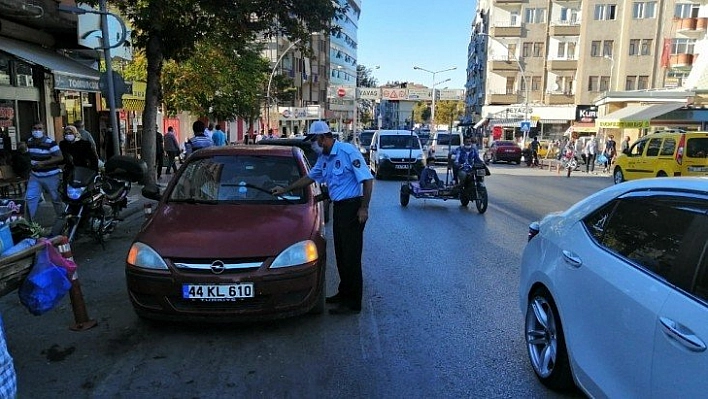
[204,123,214,141]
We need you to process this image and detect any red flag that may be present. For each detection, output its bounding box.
[661,38,672,68]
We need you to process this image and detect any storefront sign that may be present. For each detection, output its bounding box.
[575,105,598,122]
[54,73,100,92]
[406,88,431,100]
[278,106,321,121]
[0,103,14,128]
[598,120,650,129]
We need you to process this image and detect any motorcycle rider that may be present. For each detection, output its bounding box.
[452,136,484,186]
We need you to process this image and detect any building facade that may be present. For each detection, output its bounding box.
[327,0,361,133]
[465,0,708,140]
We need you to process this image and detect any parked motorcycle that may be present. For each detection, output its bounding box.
[59,156,146,244]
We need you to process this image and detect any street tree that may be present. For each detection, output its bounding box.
[356,65,378,128]
[90,0,340,189]
[434,100,465,128]
[413,101,430,125]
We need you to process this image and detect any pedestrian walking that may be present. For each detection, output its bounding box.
[620,136,630,155]
[584,135,597,173]
[243,134,250,145]
[204,123,214,141]
[163,126,180,174]
[155,126,165,179]
[272,121,373,315]
[187,120,214,154]
[73,120,99,159]
[604,134,617,170]
[25,121,64,224]
[212,124,226,146]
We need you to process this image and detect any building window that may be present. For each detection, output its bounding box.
[600,76,610,91]
[633,2,656,19]
[626,76,636,90]
[675,3,700,18]
[522,42,532,57]
[0,55,10,86]
[641,39,652,55]
[559,7,579,23]
[507,76,517,94]
[15,61,33,87]
[531,76,542,91]
[533,42,544,57]
[629,39,640,56]
[594,4,617,20]
[567,42,576,59]
[524,8,547,23]
[588,76,599,91]
[510,11,520,26]
[603,40,614,57]
[671,38,696,54]
[591,41,601,57]
[557,42,566,58]
[508,43,517,59]
[637,75,649,89]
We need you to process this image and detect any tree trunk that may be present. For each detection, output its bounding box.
[141,33,163,190]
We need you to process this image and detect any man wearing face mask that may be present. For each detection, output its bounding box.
[272,121,373,315]
[25,122,64,223]
[453,136,484,186]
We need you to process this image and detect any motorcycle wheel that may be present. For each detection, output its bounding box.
[475,186,488,214]
[400,185,410,207]
[459,192,470,207]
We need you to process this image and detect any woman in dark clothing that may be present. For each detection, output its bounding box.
[59,125,99,174]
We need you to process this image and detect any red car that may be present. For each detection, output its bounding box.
[484,140,522,164]
[126,145,327,322]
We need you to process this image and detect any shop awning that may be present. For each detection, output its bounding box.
[596,103,685,129]
[0,37,100,92]
[473,118,488,129]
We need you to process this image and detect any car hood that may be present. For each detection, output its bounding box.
[139,203,318,259]
[380,149,422,157]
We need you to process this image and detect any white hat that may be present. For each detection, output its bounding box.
[305,121,330,141]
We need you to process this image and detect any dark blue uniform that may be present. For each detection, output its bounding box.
[309,141,373,311]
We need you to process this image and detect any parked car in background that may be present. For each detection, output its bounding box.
[520,177,708,397]
[129,146,328,322]
[537,139,560,159]
[369,130,425,179]
[427,131,463,164]
[416,127,432,152]
[613,130,708,184]
[483,140,522,164]
[355,130,376,164]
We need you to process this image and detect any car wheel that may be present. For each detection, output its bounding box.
[657,171,668,177]
[525,288,574,391]
[373,164,381,180]
[309,271,326,315]
[613,167,625,184]
[492,154,498,164]
[515,159,521,165]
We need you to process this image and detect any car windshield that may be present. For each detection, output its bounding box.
[379,135,420,149]
[436,134,460,146]
[168,155,306,204]
[686,137,708,158]
[359,132,375,146]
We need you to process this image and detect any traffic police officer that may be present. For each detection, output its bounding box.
[272,121,373,315]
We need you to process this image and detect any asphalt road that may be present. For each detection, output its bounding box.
[1,163,612,398]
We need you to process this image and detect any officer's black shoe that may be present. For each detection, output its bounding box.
[328,304,361,315]
[325,294,344,304]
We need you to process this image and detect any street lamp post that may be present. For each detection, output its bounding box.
[412,65,456,132]
[479,33,530,146]
[266,38,303,132]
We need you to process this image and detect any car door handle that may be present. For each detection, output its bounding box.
[562,250,582,268]
[659,317,707,352]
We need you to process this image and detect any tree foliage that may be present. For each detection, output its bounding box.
[356,65,379,128]
[434,100,465,126]
[88,0,340,189]
[413,101,430,124]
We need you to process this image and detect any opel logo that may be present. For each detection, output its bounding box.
[210,260,225,274]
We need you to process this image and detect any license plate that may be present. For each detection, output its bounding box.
[688,166,708,172]
[476,169,486,176]
[394,165,410,169]
[183,283,254,300]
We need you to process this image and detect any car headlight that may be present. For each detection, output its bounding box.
[360,147,367,153]
[416,153,424,160]
[67,186,86,200]
[270,240,318,268]
[127,242,169,270]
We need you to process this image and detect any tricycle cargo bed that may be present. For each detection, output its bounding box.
[0,236,64,298]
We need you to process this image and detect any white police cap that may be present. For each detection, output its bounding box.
[305,121,330,141]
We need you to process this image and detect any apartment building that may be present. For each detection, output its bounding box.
[327,0,361,133]
[465,0,708,138]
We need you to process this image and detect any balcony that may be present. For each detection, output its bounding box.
[546,92,575,105]
[549,23,580,36]
[669,53,694,68]
[494,0,524,4]
[548,59,578,70]
[490,59,522,72]
[489,92,522,104]
[490,25,523,37]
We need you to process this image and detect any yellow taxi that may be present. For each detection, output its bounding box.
[613,130,708,184]
[537,139,560,159]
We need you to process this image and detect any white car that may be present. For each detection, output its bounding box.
[519,177,708,397]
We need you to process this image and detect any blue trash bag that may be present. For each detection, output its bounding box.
[18,245,71,316]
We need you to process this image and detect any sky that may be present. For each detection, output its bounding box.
[356,0,476,90]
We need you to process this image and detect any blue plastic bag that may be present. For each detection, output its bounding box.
[0,224,12,255]
[18,245,71,316]
[1,238,36,257]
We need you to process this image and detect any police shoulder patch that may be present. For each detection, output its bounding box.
[353,159,361,168]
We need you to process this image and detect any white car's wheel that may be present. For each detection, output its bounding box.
[525,288,575,391]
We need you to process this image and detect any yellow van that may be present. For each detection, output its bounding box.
[613,131,708,184]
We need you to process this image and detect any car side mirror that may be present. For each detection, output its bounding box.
[370,145,377,151]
